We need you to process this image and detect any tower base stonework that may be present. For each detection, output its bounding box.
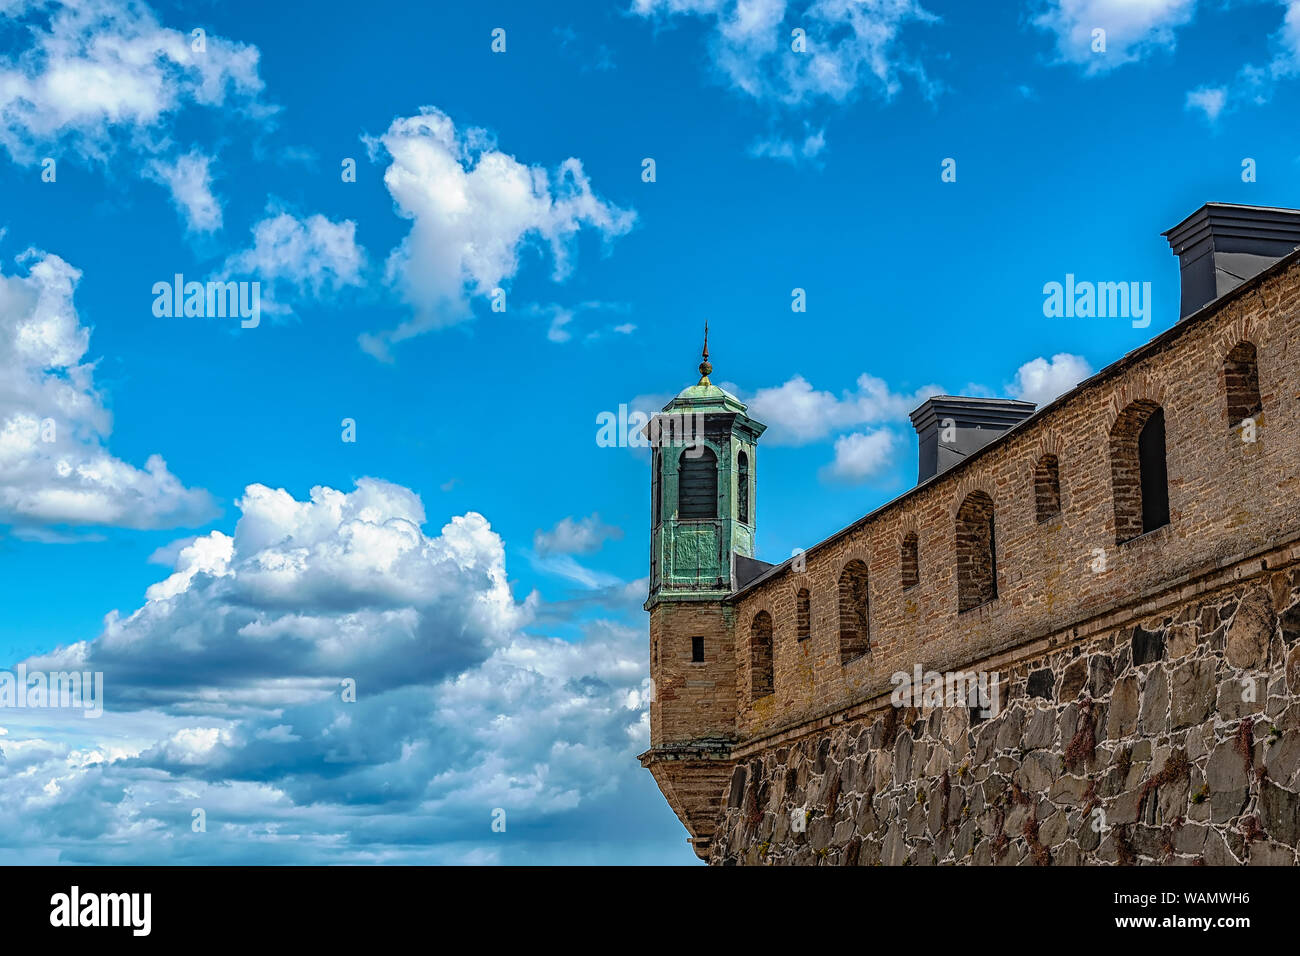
[639,743,735,860]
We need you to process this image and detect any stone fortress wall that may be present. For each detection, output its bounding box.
[642,204,1300,864]
[711,561,1300,865]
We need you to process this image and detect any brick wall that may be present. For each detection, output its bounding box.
[729,255,1300,745]
[649,602,736,746]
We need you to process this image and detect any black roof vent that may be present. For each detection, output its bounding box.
[1164,203,1300,319]
[909,396,1037,483]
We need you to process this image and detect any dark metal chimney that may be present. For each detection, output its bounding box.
[909,396,1037,483]
[1163,203,1300,319]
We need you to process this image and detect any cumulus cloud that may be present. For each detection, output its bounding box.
[221,206,367,316]
[820,427,899,484]
[0,0,268,230]
[1031,0,1197,73]
[1010,353,1093,407]
[144,149,222,232]
[0,0,266,161]
[360,108,635,361]
[632,0,939,108]
[0,480,674,863]
[24,479,524,707]
[745,372,943,445]
[534,513,624,556]
[0,250,214,531]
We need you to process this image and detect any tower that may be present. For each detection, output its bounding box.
[647,325,766,601]
[639,327,766,859]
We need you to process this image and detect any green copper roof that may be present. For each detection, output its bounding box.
[665,380,747,413]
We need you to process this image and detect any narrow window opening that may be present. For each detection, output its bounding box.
[1033,454,1061,523]
[900,532,919,590]
[1139,408,1169,534]
[1224,341,1262,425]
[838,560,870,664]
[750,612,773,698]
[737,451,750,525]
[956,491,997,612]
[652,450,662,527]
[1110,400,1170,544]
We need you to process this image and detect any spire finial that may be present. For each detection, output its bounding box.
[697,321,712,384]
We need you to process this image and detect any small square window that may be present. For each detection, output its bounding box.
[691,636,705,662]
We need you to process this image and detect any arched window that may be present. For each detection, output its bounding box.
[737,451,750,525]
[678,446,717,519]
[652,450,662,527]
[838,560,870,663]
[1224,341,1262,425]
[956,491,997,612]
[750,611,774,698]
[795,588,811,642]
[1110,401,1170,543]
[900,532,919,590]
[1033,454,1061,523]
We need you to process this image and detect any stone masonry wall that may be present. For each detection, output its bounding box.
[709,569,1300,865]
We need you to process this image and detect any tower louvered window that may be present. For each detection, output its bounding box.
[678,447,717,519]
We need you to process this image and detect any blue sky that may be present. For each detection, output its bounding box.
[0,0,1298,864]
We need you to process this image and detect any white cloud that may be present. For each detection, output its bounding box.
[529,552,627,590]
[525,301,631,343]
[144,149,222,232]
[0,0,267,163]
[633,0,939,108]
[33,479,526,703]
[745,372,943,445]
[0,0,268,233]
[0,250,214,531]
[820,428,899,484]
[1283,0,1300,60]
[1185,85,1227,122]
[547,308,576,343]
[1031,0,1197,73]
[1010,353,1093,406]
[222,207,367,316]
[0,480,673,863]
[534,513,624,556]
[1181,2,1300,121]
[749,125,826,163]
[361,108,635,360]
[628,391,674,418]
[144,531,233,601]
